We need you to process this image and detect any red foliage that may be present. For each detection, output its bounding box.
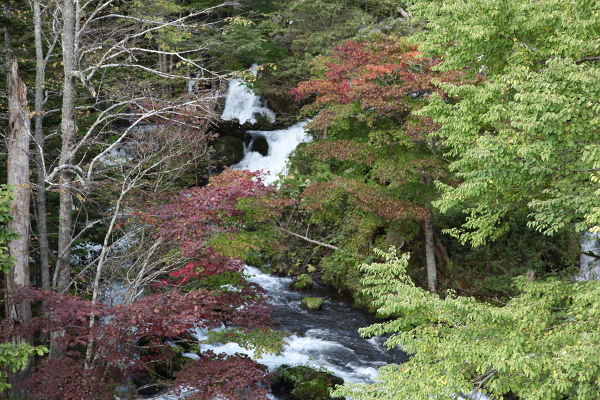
[20,358,122,400]
[301,177,427,222]
[156,169,292,258]
[167,248,242,285]
[16,169,295,399]
[173,351,270,400]
[17,280,274,399]
[291,39,461,134]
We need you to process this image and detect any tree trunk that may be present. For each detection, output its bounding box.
[33,0,51,291]
[424,211,437,293]
[52,0,77,359]
[55,0,76,294]
[6,59,33,396]
[433,229,451,270]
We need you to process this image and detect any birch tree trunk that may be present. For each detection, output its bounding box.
[6,59,33,396]
[51,0,77,360]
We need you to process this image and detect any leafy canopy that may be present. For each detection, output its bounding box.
[411,0,600,245]
[333,248,600,400]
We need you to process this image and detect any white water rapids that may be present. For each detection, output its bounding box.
[186,266,403,384]
[221,66,276,125]
[233,121,311,185]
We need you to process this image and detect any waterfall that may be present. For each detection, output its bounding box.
[221,69,276,125]
[233,121,312,185]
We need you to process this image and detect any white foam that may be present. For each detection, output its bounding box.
[233,121,312,185]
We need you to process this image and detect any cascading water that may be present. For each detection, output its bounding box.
[151,72,497,400]
[151,76,408,400]
[221,68,276,125]
[578,230,600,281]
[233,121,311,185]
[222,75,406,381]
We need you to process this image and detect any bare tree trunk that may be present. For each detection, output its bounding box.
[56,0,76,294]
[51,0,77,359]
[33,0,51,291]
[3,4,13,61]
[424,210,437,293]
[276,225,340,251]
[6,59,33,396]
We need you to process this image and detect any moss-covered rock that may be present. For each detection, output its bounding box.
[292,274,314,290]
[214,135,245,165]
[301,297,324,311]
[271,365,344,400]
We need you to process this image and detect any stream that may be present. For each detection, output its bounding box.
[190,266,408,385]
[221,79,409,382]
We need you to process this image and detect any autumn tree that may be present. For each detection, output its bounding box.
[0,2,265,394]
[16,169,290,399]
[287,36,461,292]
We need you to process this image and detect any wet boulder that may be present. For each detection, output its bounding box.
[271,365,344,400]
[250,135,269,156]
[214,136,245,165]
[301,297,324,311]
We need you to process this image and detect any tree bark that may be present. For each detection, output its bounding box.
[276,225,339,251]
[51,0,77,359]
[33,0,51,291]
[433,229,451,270]
[55,0,76,294]
[424,211,437,293]
[6,59,33,395]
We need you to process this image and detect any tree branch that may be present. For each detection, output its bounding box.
[276,224,339,251]
[576,55,600,64]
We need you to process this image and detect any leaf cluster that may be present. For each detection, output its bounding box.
[412,0,600,245]
[0,186,18,274]
[334,248,600,400]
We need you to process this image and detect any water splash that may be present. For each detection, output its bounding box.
[221,78,276,125]
[233,121,312,185]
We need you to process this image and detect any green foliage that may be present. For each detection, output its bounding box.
[319,251,364,295]
[435,206,580,300]
[413,0,600,77]
[245,0,407,103]
[202,328,288,359]
[279,36,459,293]
[333,248,600,400]
[0,185,18,274]
[293,274,315,290]
[413,0,600,245]
[0,343,48,392]
[0,190,48,391]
